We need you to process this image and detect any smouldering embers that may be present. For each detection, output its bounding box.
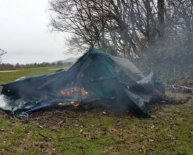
[59,87,89,97]
[57,87,89,108]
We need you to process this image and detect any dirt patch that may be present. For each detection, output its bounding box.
[25,109,115,130]
[28,110,77,129]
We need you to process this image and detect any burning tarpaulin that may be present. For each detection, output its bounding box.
[0,48,164,117]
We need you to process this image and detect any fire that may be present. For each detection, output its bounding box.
[58,101,80,108]
[59,87,89,97]
[70,101,80,107]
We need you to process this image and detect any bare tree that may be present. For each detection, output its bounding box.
[0,48,6,64]
[50,0,161,57]
[49,0,193,60]
[157,0,165,38]
[49,0,193,83]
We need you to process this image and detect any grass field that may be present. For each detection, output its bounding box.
[0,67,193,155]
[0,66,66,84]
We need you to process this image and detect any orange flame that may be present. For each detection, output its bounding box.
[59,87,89,97]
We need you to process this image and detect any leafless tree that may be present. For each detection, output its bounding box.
[0,48,6,64]
[50,0,161,57]
[157,0,165,38]
[50,0,193,60]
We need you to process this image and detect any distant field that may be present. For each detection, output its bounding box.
[0,66,66,84]
[0,66,193,155]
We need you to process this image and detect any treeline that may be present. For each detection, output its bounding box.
[0,61,69,70]
[50,0,193,83]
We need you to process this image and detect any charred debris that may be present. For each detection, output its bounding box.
[0,48,166,117]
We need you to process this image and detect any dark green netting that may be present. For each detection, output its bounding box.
[0,48,165,117]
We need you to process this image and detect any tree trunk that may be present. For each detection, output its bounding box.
[157,0,165,38]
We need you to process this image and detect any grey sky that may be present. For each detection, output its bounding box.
[0,0,73,64]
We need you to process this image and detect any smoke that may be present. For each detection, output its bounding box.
[0,95,8,109]
[134,27,193,85]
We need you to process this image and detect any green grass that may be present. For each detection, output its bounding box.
[0,67,193,155]
[0,66,66,84]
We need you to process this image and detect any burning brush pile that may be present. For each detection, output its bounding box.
[59,87,89,98]
[1,48,189,118]
[57,87,89,107]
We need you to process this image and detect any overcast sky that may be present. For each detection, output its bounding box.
[0,0,75,64]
